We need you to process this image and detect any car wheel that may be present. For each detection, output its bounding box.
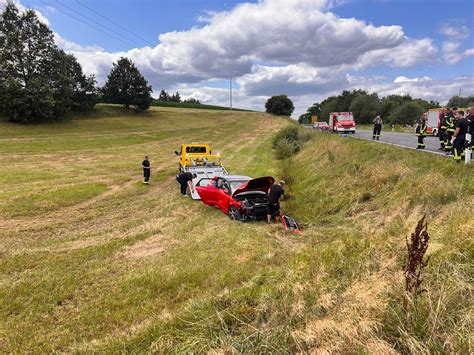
[228,206,242,221]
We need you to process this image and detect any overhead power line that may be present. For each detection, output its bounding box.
[50,0,143,47]
[75,0,154,47]
[42,1,137,47]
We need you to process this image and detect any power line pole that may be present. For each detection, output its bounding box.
[229,77,233,110]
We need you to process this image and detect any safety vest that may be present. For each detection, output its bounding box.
[446,116,455,132]
[440,115,448,130]
[416,122,427,136]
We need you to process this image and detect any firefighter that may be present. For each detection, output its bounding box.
[452,110,468,162]
[142,155,151,184]
[415,114,427,149]
[438,109,448,150]
[468,108,474,155]
[444,108,456,153]
[372,115,383,140]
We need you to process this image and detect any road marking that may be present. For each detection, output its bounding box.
[350,135,448,157]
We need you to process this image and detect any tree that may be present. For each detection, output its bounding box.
[265,95,294,116]
[0,2,96,122]
[389,101,425,125]
[447,95,474,108]
[158,89,170,101]
[349,93,381,124]
[102,57,153,110]
[170,91,181,102]
[379,94,412,119]
[298,103,321,124]
[319,96,339,121]
[183,98,200,104]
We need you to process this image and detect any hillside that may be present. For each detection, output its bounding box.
[0,106,472,353]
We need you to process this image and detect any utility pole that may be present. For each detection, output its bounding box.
[229,77,233,110]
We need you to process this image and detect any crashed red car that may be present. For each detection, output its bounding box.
[195,175,274,221]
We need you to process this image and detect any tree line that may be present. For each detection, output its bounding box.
[0,2,200,124]
[156,90,200,104]
[299,90,474,125]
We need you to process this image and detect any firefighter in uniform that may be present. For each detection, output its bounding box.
[444,109,456,153]
[468,108,474,156]
[452,110,468,162]
[372,115,383,140]
[416,114,427,149]
[438,109,448,150]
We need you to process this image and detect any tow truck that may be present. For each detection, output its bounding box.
[175,143,228,199]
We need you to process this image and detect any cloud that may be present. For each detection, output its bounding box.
[5,0,469,118]
[440,23,470,41]
[393,76,432,83]
[237,64,348,96]
[54,0,435,90]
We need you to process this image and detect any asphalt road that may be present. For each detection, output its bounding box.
[351,129,447,157]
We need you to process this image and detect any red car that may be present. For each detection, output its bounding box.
[313,121,329,131]
[195,175,274,221]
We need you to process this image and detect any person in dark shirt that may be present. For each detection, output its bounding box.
[142,156,151,184]
[452,111,468,162]
[467,108,474,155]
[267,180,285,223]
[372,115,383,140]
[176,172,197,196]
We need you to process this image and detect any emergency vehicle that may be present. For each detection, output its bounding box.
[427,108,445,136]
[329,112,356,133]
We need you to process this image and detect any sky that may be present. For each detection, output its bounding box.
[3,0,474,117]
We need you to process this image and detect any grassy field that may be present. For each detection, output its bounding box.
[0,106,472,353]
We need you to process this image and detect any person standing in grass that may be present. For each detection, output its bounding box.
[372,115,383,140]
[142,156,151,184]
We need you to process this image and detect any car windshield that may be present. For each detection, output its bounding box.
[229,180,250,193]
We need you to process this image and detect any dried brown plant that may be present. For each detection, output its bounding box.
[404,215,430,311]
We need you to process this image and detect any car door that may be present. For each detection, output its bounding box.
[195,178,219,206]
[216,181,232,214]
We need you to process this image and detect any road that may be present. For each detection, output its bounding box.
[351,129,447,157]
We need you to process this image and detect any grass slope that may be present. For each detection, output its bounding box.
[0,107,472,353]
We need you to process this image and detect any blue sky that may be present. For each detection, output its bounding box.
[8,0,474,115]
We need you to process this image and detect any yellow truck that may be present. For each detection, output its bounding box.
[175,143,228,199]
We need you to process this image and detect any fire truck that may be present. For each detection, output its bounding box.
[328,112,356,134]
[427,108,445,136]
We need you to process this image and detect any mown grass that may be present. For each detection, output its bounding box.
[0,107,472,353]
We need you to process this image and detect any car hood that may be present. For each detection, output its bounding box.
[233,176,275,197]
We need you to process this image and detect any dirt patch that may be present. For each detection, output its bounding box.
[118,234,174,259]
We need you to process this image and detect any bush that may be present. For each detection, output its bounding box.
[272,125,299,148]
[274,138,300,160]
[272,125,310,159]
